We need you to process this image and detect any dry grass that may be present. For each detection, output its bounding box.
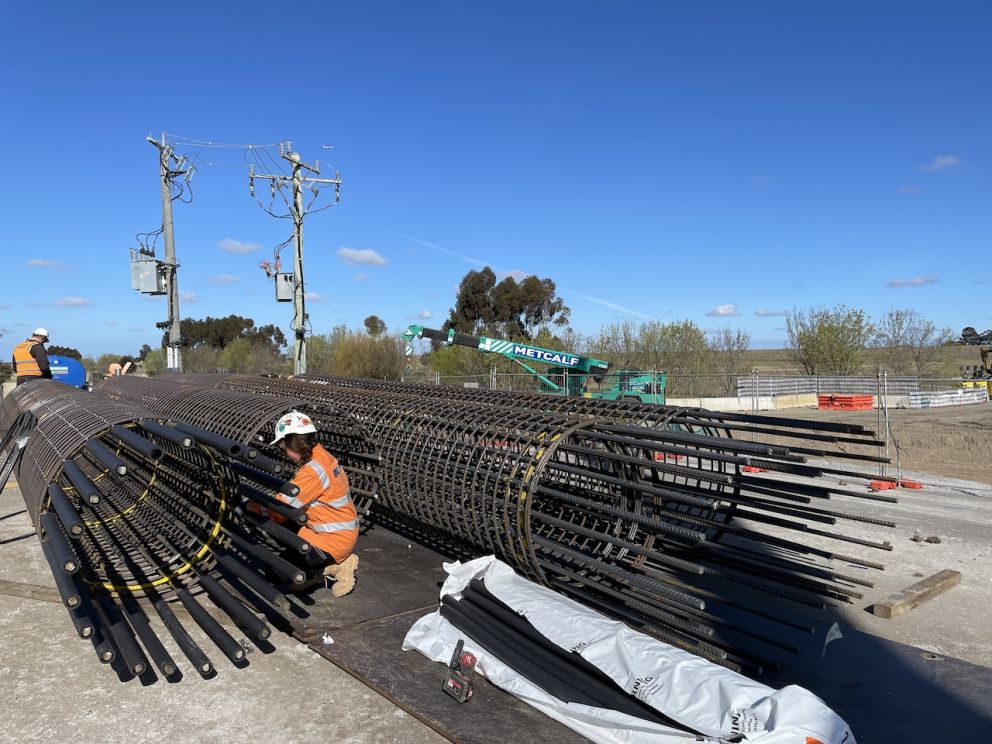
[745,345,983,378]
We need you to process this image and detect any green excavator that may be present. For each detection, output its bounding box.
[402,325,666,404]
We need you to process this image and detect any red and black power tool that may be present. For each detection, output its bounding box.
[442,638,477,703]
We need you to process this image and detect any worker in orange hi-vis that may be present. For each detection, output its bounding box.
[266,410,361,596]
[11,327,53,385]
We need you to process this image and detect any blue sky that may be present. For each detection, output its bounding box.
[1,1,988,355]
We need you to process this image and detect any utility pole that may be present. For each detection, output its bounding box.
[146,134,191,372]
[250,145,340,375]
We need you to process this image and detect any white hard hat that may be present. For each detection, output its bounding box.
[270,410,317,445]
[33,327,49,340]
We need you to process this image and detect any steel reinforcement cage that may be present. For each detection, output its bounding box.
[146,373,898,672]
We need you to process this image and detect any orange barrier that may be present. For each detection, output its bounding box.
[653,453,687,463]
[741,465,766,473]
[899,479,923,489]
[869,480,898,491]
[818,394,874,411]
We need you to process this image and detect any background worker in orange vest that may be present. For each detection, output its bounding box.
[11,327,52,385]
[266,410,361,596]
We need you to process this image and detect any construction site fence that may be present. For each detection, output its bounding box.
[1,373,976,405]
[735,375,920,397]
[399,372,976,401]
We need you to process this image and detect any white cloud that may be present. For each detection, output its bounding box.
[337,247,387,266]
[754,308,787,317]
[354,273,368,281]
[306,292,327,303]
[897,185,923,196]
[55,296,91,307]
[209,274,241,285]
[105,319,117,326]
[180,291,198,303]
[26,258,67,270]
[921,155,962,173]
[501,269,530,282]
[706,303,739,317]
[217,238,262,254]
[886,275,939,288]
[419,309,432,319]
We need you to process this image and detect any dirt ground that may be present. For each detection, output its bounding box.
[756,402,992,485]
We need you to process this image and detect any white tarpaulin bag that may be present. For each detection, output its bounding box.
[403,556,855,744]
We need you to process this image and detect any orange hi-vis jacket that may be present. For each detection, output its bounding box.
[12,340,43,378]
[277,443,358,563]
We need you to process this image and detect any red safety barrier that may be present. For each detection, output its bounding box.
[741,465,766,473]
[869,480,898,491]
[653,453,687,462]
[818,394,874,411]
[899,479,923,489]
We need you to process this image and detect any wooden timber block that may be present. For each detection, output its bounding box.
[871,570,961,619]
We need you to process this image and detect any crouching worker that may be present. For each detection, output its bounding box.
[269,410,360,596]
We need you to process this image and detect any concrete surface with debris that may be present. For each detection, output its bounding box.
[3,455,992,742]
[0,479,445,744]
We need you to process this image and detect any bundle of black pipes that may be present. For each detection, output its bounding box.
[96,376,381,520]
[0,380,380,681]
[120,373,896,673]
[442,578,683,729]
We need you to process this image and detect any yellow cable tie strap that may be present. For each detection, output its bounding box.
[92,445,229,593]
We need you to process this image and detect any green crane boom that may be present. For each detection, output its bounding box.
[402,325,610,394]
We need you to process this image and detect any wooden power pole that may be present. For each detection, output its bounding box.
[250,145,340,375]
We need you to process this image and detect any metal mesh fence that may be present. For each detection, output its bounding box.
[400,372,986,405]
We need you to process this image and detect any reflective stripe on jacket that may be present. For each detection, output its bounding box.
[12,340,42,378]
[280,443,358,537]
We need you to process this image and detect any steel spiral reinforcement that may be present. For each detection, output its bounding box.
[89,373,900,674]
[0,379,381,681]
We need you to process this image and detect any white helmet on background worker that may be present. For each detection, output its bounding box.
[32,327,49,341]
[270,410,317,445]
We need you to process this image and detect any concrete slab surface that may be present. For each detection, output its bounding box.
[0,480,446,744]
[3,451,992,743]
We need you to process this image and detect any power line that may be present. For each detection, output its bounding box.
[163,133,283,149]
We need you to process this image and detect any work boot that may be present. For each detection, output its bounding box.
[327,554,359,597]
